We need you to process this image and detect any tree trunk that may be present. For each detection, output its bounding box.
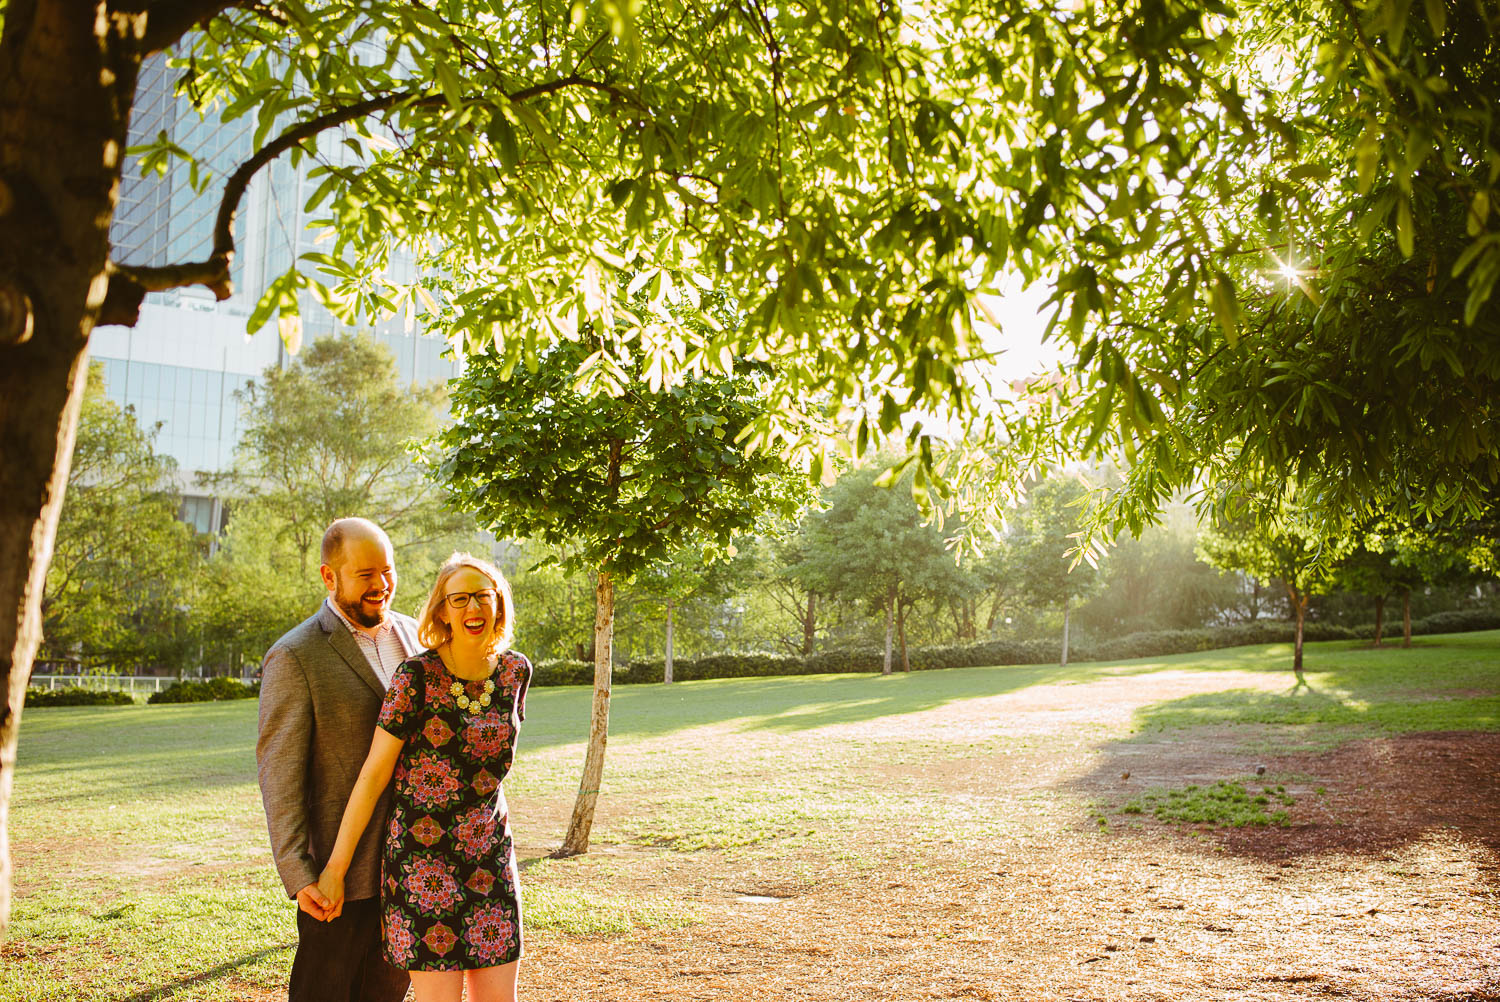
[0,3,151,941]
[881,585,895,675]
[1287,582,1306,683]
[1373,595,1385,646]
[663,598,674,684]
[897,599,910,672]
[801,591,815,655]
[985,586,1004,633]
[555,568,613,856]
[1402,589,1412,648]
[1060,595,1070,667]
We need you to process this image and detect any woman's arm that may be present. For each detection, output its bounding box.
[316,726,404,918]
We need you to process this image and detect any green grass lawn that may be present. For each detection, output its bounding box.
[6,631,1498,1001]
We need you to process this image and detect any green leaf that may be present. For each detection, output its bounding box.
[435,61,465,110]
[1396,198,1415,258]
[1211,272,1240,345]
[1424,0,1446,36]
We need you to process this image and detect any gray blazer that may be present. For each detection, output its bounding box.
[256,601,420,901]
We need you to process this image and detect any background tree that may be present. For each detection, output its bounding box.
[761,532,825,657]
[439,339,810,856]
[221,334,475,581]
[1330,538,1416,647]
[1076,511,1247,639]
[625,543,746,682]
[1198,498,1351,681]
[192,504,322,675]
[503,541,600,663]
[798,463,973,674]
[1009,475,1105,667]
[41,365,198,672]
[1385,529,1472,648]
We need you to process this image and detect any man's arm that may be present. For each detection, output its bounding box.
[256,641,321,906]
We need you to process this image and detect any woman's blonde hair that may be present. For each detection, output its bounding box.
[417,552,515,655]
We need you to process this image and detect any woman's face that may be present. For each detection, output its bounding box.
[439,566,501,646]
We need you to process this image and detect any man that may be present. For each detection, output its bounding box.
[257,517,419,1002]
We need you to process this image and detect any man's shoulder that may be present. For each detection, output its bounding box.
[266,607,330,660]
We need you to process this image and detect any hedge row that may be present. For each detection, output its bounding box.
[25,687,136,707]
[528,607,1500,688]
[147,677,260,704]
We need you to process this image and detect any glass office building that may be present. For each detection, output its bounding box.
[97,54,457,531]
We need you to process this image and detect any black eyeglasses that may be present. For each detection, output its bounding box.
[444,589,498,609]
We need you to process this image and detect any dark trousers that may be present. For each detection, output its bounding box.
[290,897,410,1002]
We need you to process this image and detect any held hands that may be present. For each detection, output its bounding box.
[295,882,333,922]
[313,867,347,922]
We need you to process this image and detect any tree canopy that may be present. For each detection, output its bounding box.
[122,0,1499,538]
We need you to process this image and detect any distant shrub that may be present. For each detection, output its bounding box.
[1408,609,1500,636]
[148,677,258,704]
[26,687,135,707]
[530,658,595,688]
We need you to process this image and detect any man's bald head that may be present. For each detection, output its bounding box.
[321,517,390,569]
[320,518,397,631]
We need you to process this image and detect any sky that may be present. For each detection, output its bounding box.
[976,276,1074,385]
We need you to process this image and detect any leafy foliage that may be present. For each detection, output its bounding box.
[219,334,474,578]
[41,366,198,670]
[146,677,259,704]
[145,0,1496,542]
[439,339,811,580]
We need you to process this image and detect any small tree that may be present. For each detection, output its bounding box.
[1198,499,1350,681]
[439,340,809,855]
[1329,536,1418,647]
[1386,529,1472,647]
[627,543,745,682]
[797,462,972,673]
[1010,475,1104,666]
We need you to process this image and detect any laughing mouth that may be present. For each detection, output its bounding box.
[463,617,486,634]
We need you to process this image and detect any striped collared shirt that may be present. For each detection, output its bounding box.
[325,598,412,689]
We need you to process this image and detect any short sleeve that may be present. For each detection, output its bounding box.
[377,656,423,740]
[505,652,533,722]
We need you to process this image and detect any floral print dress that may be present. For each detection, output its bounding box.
[376,648,532,971]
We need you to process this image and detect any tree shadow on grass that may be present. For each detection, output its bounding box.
[1061,678,1500,875]
[522,655,1263,749]
[116,943,291,1002]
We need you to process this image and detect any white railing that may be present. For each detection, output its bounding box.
[31,674,181,695]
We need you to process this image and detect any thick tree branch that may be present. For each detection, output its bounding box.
[99,72,638,326]
[130,0,234,54]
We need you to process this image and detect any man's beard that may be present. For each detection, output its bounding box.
[336,586,388,629]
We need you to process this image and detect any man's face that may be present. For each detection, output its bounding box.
[325,535,396,629]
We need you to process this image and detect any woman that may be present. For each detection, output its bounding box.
[317,552,532,1002]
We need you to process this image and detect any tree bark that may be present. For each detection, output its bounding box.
[0,1,159,941]
[1060,595,1070,667]
[1373,595,1385,646]
[897,598,910,672]
[663,598,674,684]
[1402,589,1412,648]
[555,568,613,856]
[801,591,816,655]
[881,585,895,675]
